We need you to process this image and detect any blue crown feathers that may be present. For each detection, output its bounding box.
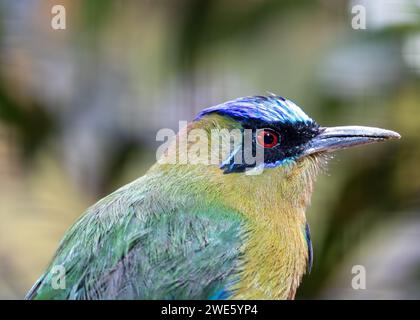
[195,95,313,125]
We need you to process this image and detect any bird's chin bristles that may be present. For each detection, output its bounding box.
[258,155,328,211]
[290,153,333,189]
[305,153,334,175]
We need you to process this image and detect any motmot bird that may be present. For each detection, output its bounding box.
[26,95,400,300]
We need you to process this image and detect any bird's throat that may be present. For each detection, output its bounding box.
[213,158,320,299]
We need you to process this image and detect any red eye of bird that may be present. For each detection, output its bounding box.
[256,129,279,148]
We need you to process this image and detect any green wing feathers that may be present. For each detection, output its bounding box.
[26,178,244,300]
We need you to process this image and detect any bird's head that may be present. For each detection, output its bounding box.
[193,95,400,175]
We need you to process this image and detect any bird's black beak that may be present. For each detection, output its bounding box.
[302,126,401,157]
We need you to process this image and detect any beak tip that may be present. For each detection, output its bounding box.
[389,131,401,140]
[379,129,401,141]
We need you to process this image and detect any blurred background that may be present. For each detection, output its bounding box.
[0,0,419,299]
